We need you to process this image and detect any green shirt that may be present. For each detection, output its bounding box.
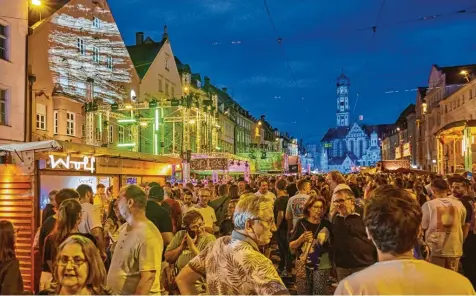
[166,230,216,271]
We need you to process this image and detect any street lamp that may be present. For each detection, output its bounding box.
[31,0,41,6]
[461,70,470,82]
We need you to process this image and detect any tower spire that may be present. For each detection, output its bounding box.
[163,24,168,40]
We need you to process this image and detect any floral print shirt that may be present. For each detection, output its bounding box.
[188,231,289,295]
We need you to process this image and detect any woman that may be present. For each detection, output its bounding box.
[289,196,332,295]
[103,199,124,269]
[309,187,319,198]
[42,199,83,290]
[43,235,110,295]
[0,220,23,294]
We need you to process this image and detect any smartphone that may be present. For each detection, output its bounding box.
[467,172,473,181]
[187,230,196,239]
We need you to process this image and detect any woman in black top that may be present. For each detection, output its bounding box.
[0,220,23,294]
[290,196,332,295]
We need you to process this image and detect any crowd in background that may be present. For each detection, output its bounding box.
[0,170,475,294]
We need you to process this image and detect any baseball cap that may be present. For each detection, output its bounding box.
[149,185,164,201]
[333,183,352,194]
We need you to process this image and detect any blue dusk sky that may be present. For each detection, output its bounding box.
[110,0,476,144]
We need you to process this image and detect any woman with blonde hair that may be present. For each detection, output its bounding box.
[43,235,110,295]
[289,195,332,295]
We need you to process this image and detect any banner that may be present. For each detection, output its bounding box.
[190,158,228,170]
[403,143,411,157]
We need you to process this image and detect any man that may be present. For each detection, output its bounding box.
[145,185,174,246]
[335,185,475,295]
[448,176,476,288]
[181,189,195,215]
[176,194,289,295]
[193,188,217,233]
[76,184,106,260]
[93,183,107,210]
[238,180,247,195]
[332,187,376,281]
[255,179,276,201]
[274,179,292,277]
[164,187,182,233]
[38,188,80,291]
[41,190,58,224]
[285,175,298,197]
[422,178,466,271]
[209,184,231,226]
[285,179,310,233]
[107,185,164,295]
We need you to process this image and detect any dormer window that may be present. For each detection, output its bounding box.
[93,17,101,29]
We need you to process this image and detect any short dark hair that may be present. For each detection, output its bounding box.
[448,175,470,188]
[258,179,269,187]
[55,188,80,207]
[365,185,421,255]
[394,178,404,189]
[297,179,310,191]
[122,185,147,209]
[97,184,105,189]
[302,196,327,218]
[76,184,93,199]
[182,210,204,228]
[218,184,229,197]
[431,178,449,192]
[276,179,287,191]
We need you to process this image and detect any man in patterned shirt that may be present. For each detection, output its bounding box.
[176,193,289,295]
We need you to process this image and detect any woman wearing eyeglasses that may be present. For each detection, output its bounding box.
[41,235,110,295]
[289,196,332,295]
[0,220,23,294]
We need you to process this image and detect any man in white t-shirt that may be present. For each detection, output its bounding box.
[193,188,217,233]
[285,179,310,233]
[335,185,474,295]
[76,184,106,260]
[422,178,467,271]
[107,185,164,295]
[255,179,276,201]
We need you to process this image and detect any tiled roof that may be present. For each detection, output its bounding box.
[175,56,191,74]
[321,127,350,142]
[126,40,165,79]
[436,64,476,85]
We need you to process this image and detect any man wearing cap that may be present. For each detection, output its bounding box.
[331,185,377,282]
[146,185,174,245]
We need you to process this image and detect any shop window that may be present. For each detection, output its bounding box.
[165,83,169,95]
[36,103,46,130]
[77,38,85,55]
[53,111,58,134]
[66,112,75,136]
[0,89,6,125]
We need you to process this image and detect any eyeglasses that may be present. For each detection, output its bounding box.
[333,198,351,204]
[57,256,87,268]
[251,217,275,227]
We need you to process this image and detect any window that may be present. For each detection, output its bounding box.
[158,78,162,92]
[128,127,133,142]
[0,89,7,125]
[118,126,125,143]
[165,57,169,70]
[77,38,85,55]
[92,17,101,29]
[92,46,99,63]
[106,55,113,70]
[53,111,58,134]
[36,103,46,130]
[165,83,169,95]
[171,87,175,97]
[109,125,114,143]
[0,24,7,60]
[66,112,75,136]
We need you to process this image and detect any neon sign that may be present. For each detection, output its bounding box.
[48,155,96,173]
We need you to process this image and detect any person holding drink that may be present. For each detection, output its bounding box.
[289,196,332,295]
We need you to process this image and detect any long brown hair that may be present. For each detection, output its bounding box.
[302,196,328,218]
[0,220,16,264]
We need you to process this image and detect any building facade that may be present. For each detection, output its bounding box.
[381,104,415,165]
[0,0,28,144]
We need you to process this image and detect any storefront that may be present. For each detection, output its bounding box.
[0,140,181,292]
[190,153,254,182]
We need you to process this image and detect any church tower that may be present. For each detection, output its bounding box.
[336,71,350,127]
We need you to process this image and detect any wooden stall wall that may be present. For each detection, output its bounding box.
[0,165,35,292]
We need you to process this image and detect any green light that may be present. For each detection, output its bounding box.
[117,143,136,147]
[216,146,221,150]
[118,119,136,123]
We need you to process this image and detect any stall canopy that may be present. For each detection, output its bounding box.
[0,140,62,155]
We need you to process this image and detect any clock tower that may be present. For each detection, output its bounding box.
[336,71,350,127]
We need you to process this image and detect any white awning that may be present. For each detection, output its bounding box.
[0,140,62,155]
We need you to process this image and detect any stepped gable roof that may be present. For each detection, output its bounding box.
[321,127,349,142]
[435,64,476,85]
[126,38,165,79]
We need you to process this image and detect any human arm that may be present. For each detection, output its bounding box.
[276,211,285,229]
[461,201,471,240]
[134,271,156,295]
[289,222,311,249]
[285,198,293,234]
[176,265,201,295]
[90,227,106,259]
[421,202,430,234]
[164,231,186,263]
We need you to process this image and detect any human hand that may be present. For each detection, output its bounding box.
[300,231,313,244]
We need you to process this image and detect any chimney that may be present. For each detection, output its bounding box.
[222,87,227,93]
[136,32,144,45]
[204,76,210,86]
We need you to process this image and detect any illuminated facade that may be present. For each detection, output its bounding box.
[336,72,350,127]
[28,0,140,145]
[0,0,29,144]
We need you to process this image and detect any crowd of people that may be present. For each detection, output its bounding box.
[0,171,475,294]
